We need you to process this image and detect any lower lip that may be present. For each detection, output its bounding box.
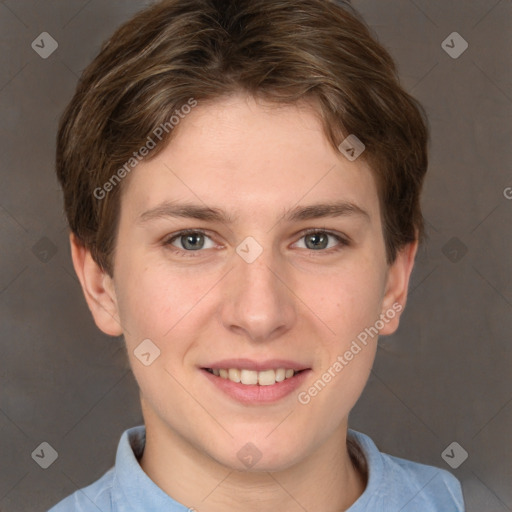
[201,369,311,405]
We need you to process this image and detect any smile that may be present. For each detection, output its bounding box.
[201,366,311,404]
[204,368,302,386]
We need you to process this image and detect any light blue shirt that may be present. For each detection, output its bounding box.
[48,425,465,511]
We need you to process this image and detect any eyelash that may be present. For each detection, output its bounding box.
[162,228,350,258]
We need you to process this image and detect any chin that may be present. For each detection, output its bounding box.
[210,438,307,473]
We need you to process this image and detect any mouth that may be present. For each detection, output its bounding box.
[203,367,305,386]
[200,362,311,404]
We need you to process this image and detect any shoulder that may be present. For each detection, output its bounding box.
[381,451,465,510]
[348,430,465,512]
[47,468,114,512]
[47,425,147,512]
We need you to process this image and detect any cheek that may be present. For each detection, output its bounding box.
[302,259,386,342]
[114,260,206,348]
[114,264,207,403]
[298,266,383,421]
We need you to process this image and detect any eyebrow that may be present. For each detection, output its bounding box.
[138,200,370,224]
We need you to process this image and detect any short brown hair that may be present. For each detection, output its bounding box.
[56,0,429,276]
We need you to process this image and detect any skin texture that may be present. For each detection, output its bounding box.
[71,93,417,512]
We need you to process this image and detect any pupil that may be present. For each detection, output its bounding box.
[307,233,328,250]
[183,233,203,250]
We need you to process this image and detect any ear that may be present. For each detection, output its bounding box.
[379,240,418,336]
[69,233,123,337]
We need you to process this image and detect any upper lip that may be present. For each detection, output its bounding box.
[201,359,311,372]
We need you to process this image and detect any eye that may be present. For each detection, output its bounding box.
[294,229,349,252]
[163,228,349,257]
[164,230,216,253]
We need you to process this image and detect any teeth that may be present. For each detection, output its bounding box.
[241,369,258,385]
[275,368,286,382]
[258,369,276,386]
[208,368,300,386]
[228,368,241,383]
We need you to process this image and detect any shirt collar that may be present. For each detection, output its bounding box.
[346,429,384,510]
[111,425,190,511]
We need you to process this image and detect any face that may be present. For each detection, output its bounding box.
[74,93,416,472]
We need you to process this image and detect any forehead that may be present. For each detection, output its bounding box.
[120,93,380,223]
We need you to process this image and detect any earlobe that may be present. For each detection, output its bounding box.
[379,240,418,336]
[69,233,124,337]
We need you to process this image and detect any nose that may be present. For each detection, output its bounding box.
[220,243,297,343]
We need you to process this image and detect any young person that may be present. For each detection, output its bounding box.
[49,0,465,510]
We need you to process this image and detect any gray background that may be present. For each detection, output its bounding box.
[0,1,510,510]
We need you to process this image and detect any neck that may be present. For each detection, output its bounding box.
[139,408,367,512]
